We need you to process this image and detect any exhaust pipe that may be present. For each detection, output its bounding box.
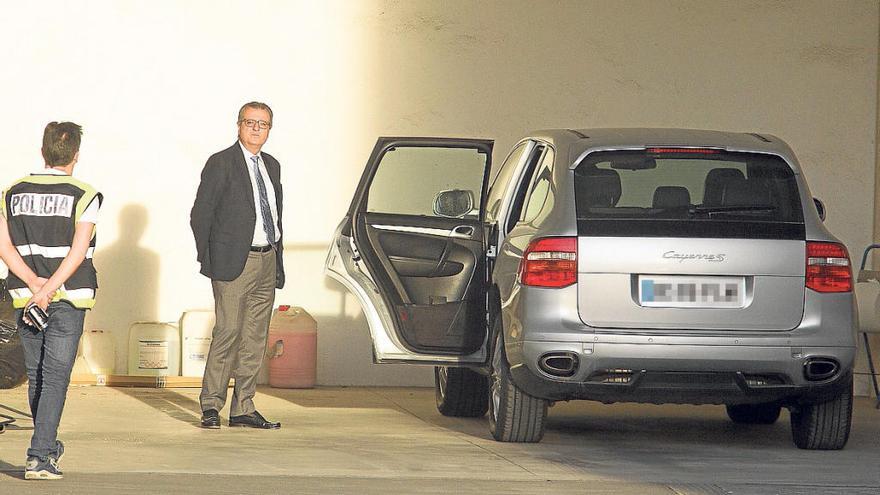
[803,358,839,381]
[538,352,579,377]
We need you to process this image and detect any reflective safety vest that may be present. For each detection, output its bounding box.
[2,174,102,309]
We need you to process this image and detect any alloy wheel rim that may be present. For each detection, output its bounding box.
[491,342,502,423]
[491,373,501,423]
[438,366,448,399]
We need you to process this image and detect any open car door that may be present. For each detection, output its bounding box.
[326,137,494,364]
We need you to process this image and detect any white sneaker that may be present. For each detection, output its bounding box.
[24,456,63,480]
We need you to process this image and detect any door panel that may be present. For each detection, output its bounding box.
[361,213,485,352]
[372,229,456,278]
[326,137,494,364]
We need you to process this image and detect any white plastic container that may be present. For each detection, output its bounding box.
[71,354,91,375]
[127,322,180,376]
[82,329,115,375]
[179,309,215,377]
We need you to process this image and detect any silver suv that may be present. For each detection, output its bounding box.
[325,129,855,450]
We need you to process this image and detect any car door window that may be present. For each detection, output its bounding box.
[505,145,545,233]
[486,143,528,222]
[367,146,486,218]
[521,147,555,224]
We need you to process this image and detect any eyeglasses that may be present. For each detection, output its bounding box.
[239,119,271,130]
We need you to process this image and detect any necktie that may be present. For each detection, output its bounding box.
[250,155,276,247]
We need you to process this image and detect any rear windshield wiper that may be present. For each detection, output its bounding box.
[689,205,777,216]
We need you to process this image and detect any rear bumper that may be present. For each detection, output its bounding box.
[507,340,855,405]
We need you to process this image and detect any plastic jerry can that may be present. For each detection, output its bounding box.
[267,306,317,388]
[82,329,115,375]
[71,354,91,375]
[179,310,215,377]
[127,322,180,376]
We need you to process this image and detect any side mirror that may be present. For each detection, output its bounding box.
[813,197,826,222]
[433,189,474,218]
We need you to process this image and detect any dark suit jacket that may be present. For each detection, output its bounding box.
[190,141,285,288]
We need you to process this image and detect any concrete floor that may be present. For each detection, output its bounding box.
[0,385,877,495]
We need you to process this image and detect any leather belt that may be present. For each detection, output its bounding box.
[249,245,273,253]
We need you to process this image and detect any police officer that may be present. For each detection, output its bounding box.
[0,121,102,480]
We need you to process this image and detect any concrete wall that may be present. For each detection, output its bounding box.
[0,1,877,389]
[868,11,880,398]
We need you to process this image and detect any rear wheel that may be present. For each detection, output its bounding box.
[488,331,548,442]
[790,375,853,450]
[434,366,489,417]
[725,403,782,424]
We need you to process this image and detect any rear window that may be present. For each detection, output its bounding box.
[573,149,805,239]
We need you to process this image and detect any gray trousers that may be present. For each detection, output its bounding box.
[200,249,276,417]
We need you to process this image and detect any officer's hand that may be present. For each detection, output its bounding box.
[28,277,56,300]
[27,290,52,312]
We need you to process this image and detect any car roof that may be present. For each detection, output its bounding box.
[527,128,801,170]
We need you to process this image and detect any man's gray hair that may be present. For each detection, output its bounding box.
[237,101,273,126]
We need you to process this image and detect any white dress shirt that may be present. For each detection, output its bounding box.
[238,141,280,246]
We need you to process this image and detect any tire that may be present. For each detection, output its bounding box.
[0,288,26,390]
[790,375,853,450]
[725,403,782,424]
[0,336,26,389]
[434,366,489,417]
[488,331,548,442]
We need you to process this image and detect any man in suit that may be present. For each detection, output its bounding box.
[190,101,284,429]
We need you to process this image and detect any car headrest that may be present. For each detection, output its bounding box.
[652,186,691,209]
[578,168,622,208]
[703,168,746,206]
[721,180,771,206]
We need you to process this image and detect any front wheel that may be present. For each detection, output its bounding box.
[790,375,853,450]
[488,331,548,442]
[434,366,489,417]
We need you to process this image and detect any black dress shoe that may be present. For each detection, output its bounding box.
[201,409,220,429]
[229,410,281,429]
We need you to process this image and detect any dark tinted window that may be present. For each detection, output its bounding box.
[574,150,804,239]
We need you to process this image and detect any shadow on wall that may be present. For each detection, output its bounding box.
[86,203,160,374]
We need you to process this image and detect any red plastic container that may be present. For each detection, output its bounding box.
[267,306,317,388]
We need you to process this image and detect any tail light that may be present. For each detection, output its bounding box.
[805,241,852,293]
[520,237,577,288]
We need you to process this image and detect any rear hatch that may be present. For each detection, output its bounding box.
[574,148,806,331]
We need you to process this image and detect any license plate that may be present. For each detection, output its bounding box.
[639,276,745,308]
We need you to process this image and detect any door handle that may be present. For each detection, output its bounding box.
[450,225,475,239]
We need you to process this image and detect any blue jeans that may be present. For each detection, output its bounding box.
[17,301,85,459]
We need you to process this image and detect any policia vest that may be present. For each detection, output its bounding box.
[2,174,102,309]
